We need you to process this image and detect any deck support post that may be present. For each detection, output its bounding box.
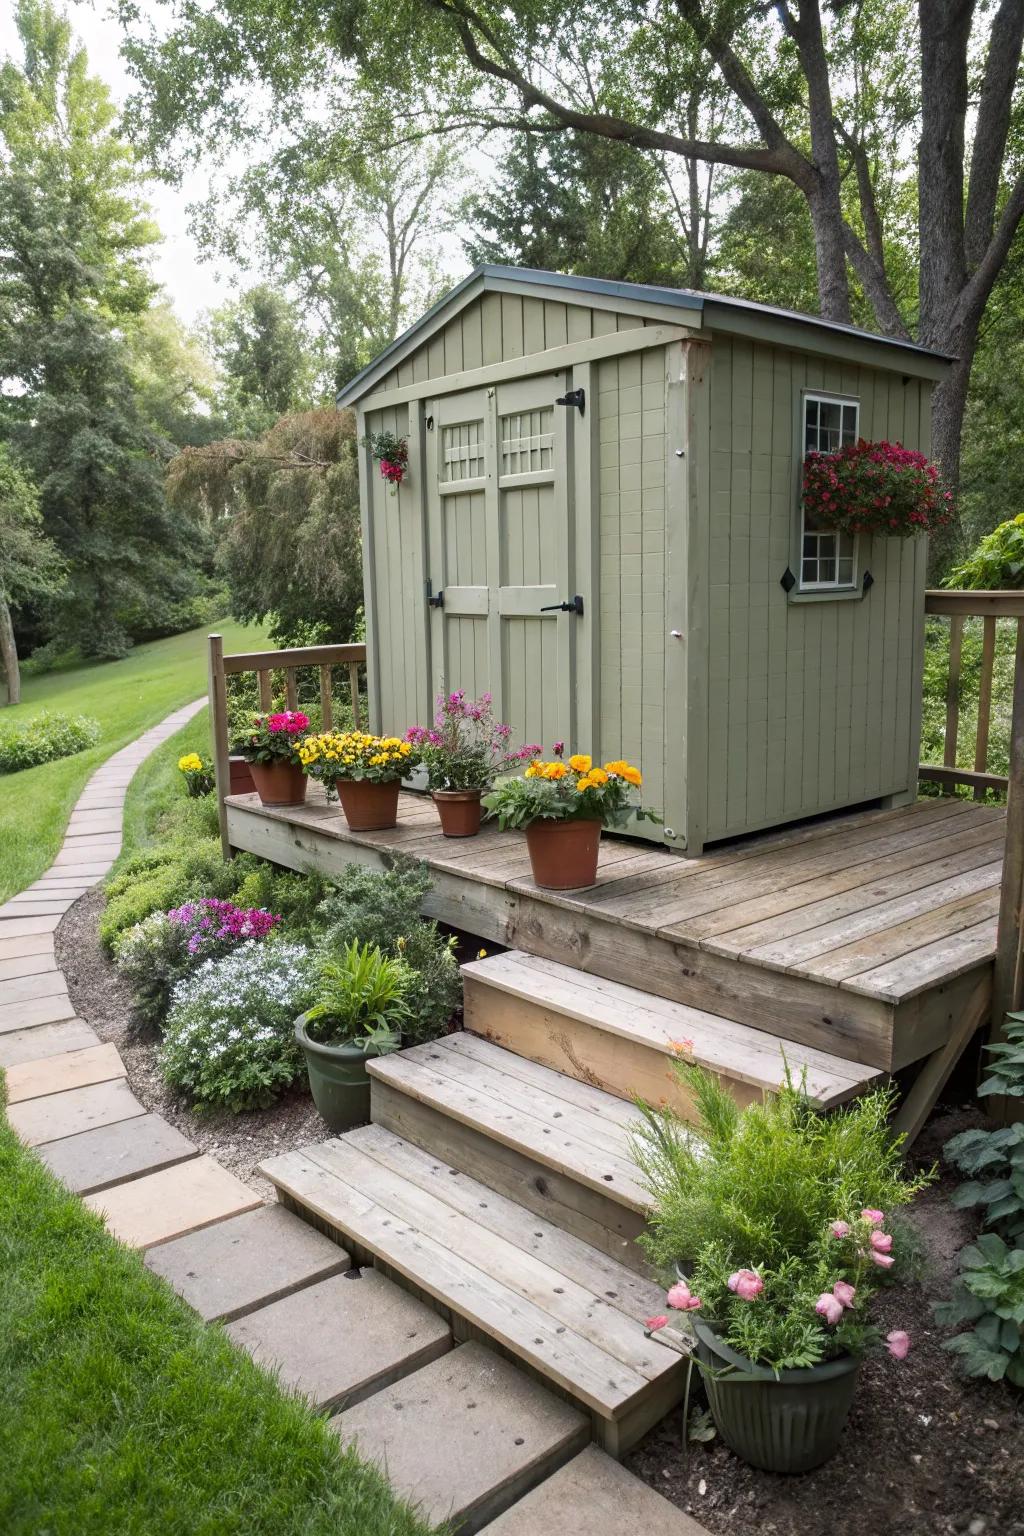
[208,632,232,860]
[991,619,1024,1122]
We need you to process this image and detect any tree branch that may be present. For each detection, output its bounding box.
[964,0,1024,269]
[840,224,911,338]
[955,172,1024,336]
[833,118,886,274]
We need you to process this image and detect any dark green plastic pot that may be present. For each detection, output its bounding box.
[294,1014,399,1132]
[693,1317,860,1474]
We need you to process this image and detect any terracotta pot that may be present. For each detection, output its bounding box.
[228,755,256,796]
[524,817,602,889]
[248,759,307,807]
[432,789,483,838]
[335,777,401,831]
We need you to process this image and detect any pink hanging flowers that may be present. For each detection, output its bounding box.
[802,439,953,538]
[364,429,409,495]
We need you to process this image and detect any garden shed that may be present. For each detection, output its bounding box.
[338,265,952,855]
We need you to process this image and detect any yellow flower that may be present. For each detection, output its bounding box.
[524,762,542,778]
[178,753,203,772]
[477,947,488,959]
[621,765,642,787]
[568,753,592,773]
[587,768,609,786]
[603,760,628,776]
[575,776,594,793]
[542,762,568,780]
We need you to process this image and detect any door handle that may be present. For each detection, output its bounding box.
[425,580,444,609]
[540,595,584,616]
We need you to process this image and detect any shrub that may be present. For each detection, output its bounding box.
[315,861,461,1044]
[230,862,335,942]
[114,899,283,1030]
[100,837,240,948]
[0,710,100,773]
[159,941,315,1112]
[631,1064,931,1370]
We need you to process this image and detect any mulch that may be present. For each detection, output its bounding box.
[58,892,1024,1534]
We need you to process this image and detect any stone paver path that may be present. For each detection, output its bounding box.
[0,699,709,1536]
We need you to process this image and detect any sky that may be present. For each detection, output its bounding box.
[0,0,232,325]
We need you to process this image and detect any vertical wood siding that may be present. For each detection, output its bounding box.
[697,336,931,843]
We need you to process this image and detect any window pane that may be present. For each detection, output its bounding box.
[802,558,817,584]
[819,556,836,582]
[819,401,842,450]
[841,403,858,444]
[805,398,818,453]
[838,557,854,584]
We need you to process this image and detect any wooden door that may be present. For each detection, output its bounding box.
[426,374,580,752]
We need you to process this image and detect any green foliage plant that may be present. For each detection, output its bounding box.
[935,1015,1024,1385]
[944,513,1024,590]
[0,710,100,772]
[631,1063,931,1371]
[159,941,315,1111]
[314,861,461,1046]
[302,940,410,1051]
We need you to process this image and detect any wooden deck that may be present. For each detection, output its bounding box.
[225,787,1004,1074]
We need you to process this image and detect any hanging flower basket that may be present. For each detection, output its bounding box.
[364,429,409,495]
[802,439,953,538]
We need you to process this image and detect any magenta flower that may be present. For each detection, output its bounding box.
[728,1269,764,1301]
[552,740,564,756]
[816,1292,845,1326]
[832,1281,856,1310]
[870,1230,893,1254]
[645,1315,668,1333]
[885,1330,911,1360]
[861,1208,885,1225]
[830,1220,851,1239]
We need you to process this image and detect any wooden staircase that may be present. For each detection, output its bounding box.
[261,945,878,1456]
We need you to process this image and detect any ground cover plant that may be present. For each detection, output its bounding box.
[0,619,271,904]
[0,711,100,773]
[0,1085,440,1536]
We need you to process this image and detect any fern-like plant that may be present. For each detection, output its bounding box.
[303,940,411,1051]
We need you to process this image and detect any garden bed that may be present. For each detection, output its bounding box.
[625,1108,1024,1536]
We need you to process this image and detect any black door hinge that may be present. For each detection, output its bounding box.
[555,387,586,416]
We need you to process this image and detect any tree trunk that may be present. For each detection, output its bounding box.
[926,348,974,579]
[0,596,21,706]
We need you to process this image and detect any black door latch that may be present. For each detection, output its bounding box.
[541,594,584,616]
[425,580,444,609]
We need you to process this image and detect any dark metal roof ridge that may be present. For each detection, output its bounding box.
[336,264,953,404]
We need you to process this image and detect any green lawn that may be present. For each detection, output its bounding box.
[0,622,271,904]
[0,1088,439,1536]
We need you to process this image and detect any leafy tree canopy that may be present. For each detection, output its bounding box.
[206,285,321,436]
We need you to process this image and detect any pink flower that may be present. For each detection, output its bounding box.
[830,1220,851,1239]
[728,1269,764,1301]
[666,1280,702,1312]
[869,1250,895,1269]
[861,1208,885,1225]
[885,1330,911,1360]
[552,740,565,757]
[816,1292,845,1326]
[645,1315,668,1333]
[870,1230,893,1254]
[832,1281,856,1310]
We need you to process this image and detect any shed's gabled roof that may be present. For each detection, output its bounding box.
[337,264,953,406]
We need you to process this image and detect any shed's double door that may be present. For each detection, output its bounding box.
[425,374,581,753]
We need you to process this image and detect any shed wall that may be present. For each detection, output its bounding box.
[696,336,931,844]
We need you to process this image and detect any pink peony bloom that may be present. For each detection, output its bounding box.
[666,1280,702,1312]
[885,1330,911,1360]
[645,1315,668,1333]
[728,1269,764,1301]
[833,1281,856,1310]
[861,1208,885,1225]
[830,1220,851,1239]
[869,1250,895,1269]
[870,1230,893,1254]
[816,1292,845,1326]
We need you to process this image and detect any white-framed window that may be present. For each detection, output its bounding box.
[800,393,859,590]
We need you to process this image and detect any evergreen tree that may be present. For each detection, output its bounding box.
[207,285,319,436]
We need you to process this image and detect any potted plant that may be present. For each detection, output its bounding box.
[230,710,310,806]
[406,689,540,837]
[483,744,657,889]
[630,1061,932,1475]
[802,438,953,538]
[297,729,420,830]
[294,940,410,1130]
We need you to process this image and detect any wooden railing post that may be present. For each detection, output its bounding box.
[208,633,232,860]
[991,616,1024,1122]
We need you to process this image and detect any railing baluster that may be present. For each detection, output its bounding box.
[257,670,273,710]
[944,614,963,769]
[974,615,997,799]
[284,668,298,710]
[320,665,333,730]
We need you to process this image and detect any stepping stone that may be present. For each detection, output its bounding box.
[0,952,64,982]
[0,971,71,1005]
[479,1445,708,1535]
[5,1041,125,1104]
[0,932,55,961]
[1,898,77,916]
[227,1267,451,1410]
[144,1204,349,1322]
[67,811,122,834]
[0,913,62,937]
[0,992,78,1034]
[0,1019,99,1067]
[84,1155,261,1248]
[39,1112,197,1195]
[7,1077,144,1146]
[331,1342,588,1534]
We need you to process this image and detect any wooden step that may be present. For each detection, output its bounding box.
[463,950,883,1117]
[260,1123,686,1453]
[368,1033,652,1269]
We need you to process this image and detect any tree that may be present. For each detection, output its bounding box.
[166,411,363,646]
[0,0,207,658]
[207,286,319,436]
[0,446,63,705]
[126,302,222,449]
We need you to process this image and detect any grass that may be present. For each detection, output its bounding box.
[0,621,271,904]
[0,1084,440,1536]
[118,707,219,866]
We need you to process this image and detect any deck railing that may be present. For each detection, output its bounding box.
[208,634,368,857]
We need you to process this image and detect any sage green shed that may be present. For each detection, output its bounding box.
[337,266,951,855]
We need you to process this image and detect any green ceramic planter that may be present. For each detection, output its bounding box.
[693,1317,861,1474]
[294,1014,399,1132]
